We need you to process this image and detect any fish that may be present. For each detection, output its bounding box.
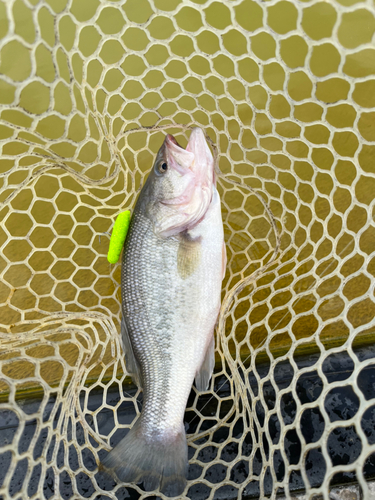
[101,127,226,496]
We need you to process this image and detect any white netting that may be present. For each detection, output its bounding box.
[1,0,375,498]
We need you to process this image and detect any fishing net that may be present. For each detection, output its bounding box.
[1,0,375,498]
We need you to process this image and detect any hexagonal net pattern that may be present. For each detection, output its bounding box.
[0,0,375,498]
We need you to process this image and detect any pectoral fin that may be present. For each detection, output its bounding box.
[121,317,142,388]
[195,335,215,392]
[177,233,201,279]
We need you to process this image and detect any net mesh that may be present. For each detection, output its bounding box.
[1,0,375,498]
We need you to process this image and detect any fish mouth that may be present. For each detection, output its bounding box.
[163,129,215,181]
[163,134,194,176]
[165,134,179,146]
[161,131,199,208]
[154,128,215,238]
[162,128,215,199]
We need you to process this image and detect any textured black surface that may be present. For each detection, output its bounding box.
[1,348,375,499]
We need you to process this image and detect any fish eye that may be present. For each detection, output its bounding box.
[157,161,168,174]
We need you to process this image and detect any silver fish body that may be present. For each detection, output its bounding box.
[102,129,226,496]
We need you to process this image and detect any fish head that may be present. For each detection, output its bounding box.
[143,128,215,238]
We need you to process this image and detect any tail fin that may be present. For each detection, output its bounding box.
[100,419,188,497]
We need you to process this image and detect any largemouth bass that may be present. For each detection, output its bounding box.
[101,128,226,496]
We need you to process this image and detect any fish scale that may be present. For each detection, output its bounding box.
[124,211,190,431]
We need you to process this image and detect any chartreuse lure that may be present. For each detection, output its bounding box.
[107,211,131,264]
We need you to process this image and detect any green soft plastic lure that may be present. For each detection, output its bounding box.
[107,211,131,264]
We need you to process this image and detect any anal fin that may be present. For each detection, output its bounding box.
[121,317,142,388]
[195,335,215,392]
